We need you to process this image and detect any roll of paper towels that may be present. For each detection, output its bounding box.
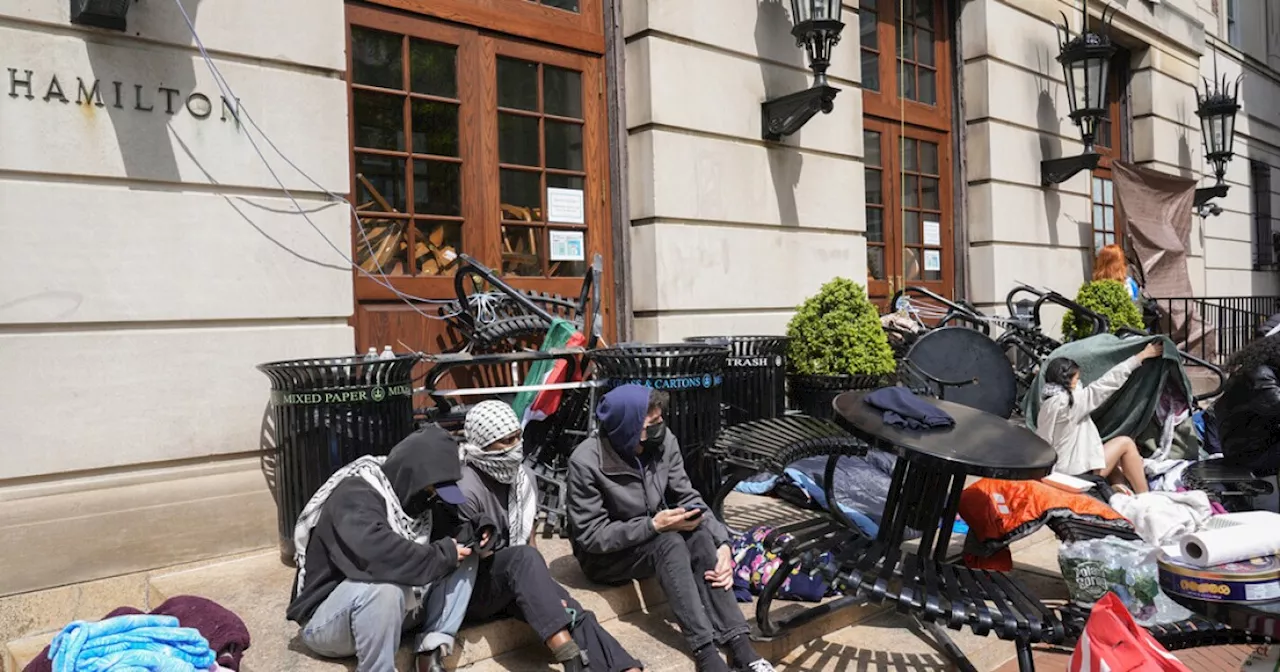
[1180,525,1280,568]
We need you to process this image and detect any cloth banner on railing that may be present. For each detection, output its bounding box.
[1113,161,1216,362]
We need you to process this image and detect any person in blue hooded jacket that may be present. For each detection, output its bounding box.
[566,385,775,672]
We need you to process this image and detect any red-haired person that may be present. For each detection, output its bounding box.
[1093,244,1140,302]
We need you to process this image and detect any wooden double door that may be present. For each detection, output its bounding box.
[346,3,614,353]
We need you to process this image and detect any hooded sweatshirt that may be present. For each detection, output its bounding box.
[286,425,464,624]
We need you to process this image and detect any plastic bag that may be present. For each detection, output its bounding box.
[1069,593,1191,672]
[1059,537,1192,625]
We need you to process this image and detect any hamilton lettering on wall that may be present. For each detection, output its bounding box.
[6,68,239,121]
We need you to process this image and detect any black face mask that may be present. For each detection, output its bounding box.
[641,421,666,450]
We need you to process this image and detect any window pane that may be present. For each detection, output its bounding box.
[413,160,461,216]
[1104,207,1114,232]
[904,247,922,280]
[867,246,886,280]
[1103,179,1114,204]
[903,211,921,244]
[498,113,540,166]
[351,27,402,90]
[918,69,936,105]
[1092,177,1104,202]
[921,142,938,175]
[1094,232,1105,250]
[356,217,409,275]
[353,91,404,151]
[900,25,916,61]
[865,131,881,166]
[413,221,462,276]
[865,168,882,205]
[547,173,585,191]
[409,39,457,98]
[544,67,583,119]
[861,51,881,91]
[867,208,884,242]
[916,29,935,66]
[924,267,942,281]
[497,58,539,111]
[355,153,407,212]
[545,121,584,171]
[899,62,916,100]
[903,138,918,171]
[541,0,580,12]
[860,9,878,46]
[915,0,934,28]
[500,169,542,220]
[502,225,543,276]
[903,175,919,208]
[411,101,458,157]
[921,178,939,210]
[1093,204,1104,228]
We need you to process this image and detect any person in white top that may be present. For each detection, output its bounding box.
[1035,342,1163,493]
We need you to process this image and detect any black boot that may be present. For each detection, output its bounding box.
[414,648,446,672]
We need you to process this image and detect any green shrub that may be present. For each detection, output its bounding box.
[786,277,897,376]
[1061,279,1145,341]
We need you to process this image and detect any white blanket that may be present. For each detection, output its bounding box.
[1109,490,1212,546]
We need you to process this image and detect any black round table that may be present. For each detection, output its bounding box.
[833,390,1058,561]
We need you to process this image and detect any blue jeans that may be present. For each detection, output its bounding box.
[300,555,478,672]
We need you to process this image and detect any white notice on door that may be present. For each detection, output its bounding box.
[549,230,586,261]
[923,249,941,271]
[923,220,941,246]
[547,188,585,224]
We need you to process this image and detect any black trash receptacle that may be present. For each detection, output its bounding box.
[685,336,788,427]
[589,343,728,500]
[258,354,419,564]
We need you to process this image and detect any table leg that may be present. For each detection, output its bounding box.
[878,456,910,548]
[933,473,967,563]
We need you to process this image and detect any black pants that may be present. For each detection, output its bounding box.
[578,526,749,651]
[466,545,642,671]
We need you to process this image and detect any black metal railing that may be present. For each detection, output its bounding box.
[1149,296,1280,364]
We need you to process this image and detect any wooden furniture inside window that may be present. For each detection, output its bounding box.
[860,0,954,307]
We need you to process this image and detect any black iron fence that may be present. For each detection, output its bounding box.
[1149,296,1280,364]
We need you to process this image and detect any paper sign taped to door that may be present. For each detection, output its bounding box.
[923,249,942,272]
[547,188,585,224]
[923,220,941,246]
[549,230,586,261]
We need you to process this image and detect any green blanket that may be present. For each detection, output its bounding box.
[1021,333,1199,460]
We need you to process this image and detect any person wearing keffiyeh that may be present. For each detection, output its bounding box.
[456,401,643,672]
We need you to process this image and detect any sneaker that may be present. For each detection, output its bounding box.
[415,648,446,672]
[738,659,776,672]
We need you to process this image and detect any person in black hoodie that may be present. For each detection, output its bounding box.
[1216,332,1280,476]
[286,424,477,672]
[567,385,774,672]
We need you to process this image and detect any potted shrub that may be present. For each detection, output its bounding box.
[786,277,897,418]
[1061,279,1145,341]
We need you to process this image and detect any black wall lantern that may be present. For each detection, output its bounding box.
[1193,57,1242,210]
[761,0,844,141]
[1041,4,1119,185]
[70,0,133,31]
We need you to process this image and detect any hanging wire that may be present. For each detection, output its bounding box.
[169,0,514,324]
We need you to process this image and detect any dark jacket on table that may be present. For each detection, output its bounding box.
[566,430,730,564]
[1217,364,1280,475]
[286,425,465,624]
[457,463,532,552]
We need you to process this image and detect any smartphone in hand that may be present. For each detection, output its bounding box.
[685,506,707,520]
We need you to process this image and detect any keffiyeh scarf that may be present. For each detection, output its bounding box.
[292,455,431,597]
[1042,382,1069,401]
[461,401,538,546]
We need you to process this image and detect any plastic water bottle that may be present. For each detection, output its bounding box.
[364,347,378,361]
[379,345,395,360]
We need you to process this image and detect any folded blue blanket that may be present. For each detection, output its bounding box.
[49,615,215,672]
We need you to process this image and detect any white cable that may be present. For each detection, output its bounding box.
[172,0,473,321]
